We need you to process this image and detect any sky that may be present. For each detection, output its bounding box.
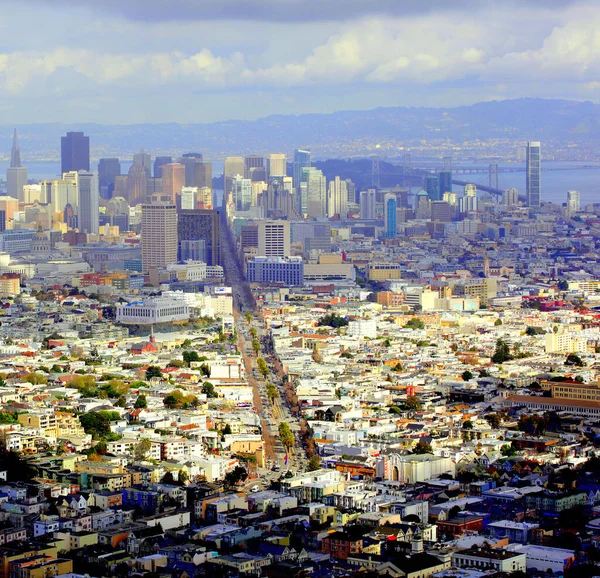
[0,0,599,124]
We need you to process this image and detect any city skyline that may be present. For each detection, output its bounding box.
[0,1,599,123]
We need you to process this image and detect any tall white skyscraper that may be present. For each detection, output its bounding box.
[232,175,252,211]
[6,129,27,202]
[566,190,580,216]
[257,220,290,257]
[327,176,348,218]
[460,183,478,213]
[359,188,377,219]
[181,187,199,210]
[77,171,99,234]
[224,156,245,196]
[526,141,541,207]
[303,167,326,219]
[293,149,311,192]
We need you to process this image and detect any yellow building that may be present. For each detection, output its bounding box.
[0,273,20,297]
[366,263,402,281]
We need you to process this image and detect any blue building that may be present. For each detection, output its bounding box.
[383,194,397,238]
[438,170,453,198]
[425,175,441,201]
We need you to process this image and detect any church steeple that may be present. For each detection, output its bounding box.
[10,129,21,168]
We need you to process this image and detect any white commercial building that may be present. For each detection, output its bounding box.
[116,295,190,324]
[505,544,575,574]
[347,319,377,339]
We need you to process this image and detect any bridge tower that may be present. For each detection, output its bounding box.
[443,155,452,170]
[489,163,499,191]
[403,151,412,193]
[371,159,380,188]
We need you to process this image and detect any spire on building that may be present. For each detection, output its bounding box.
[10,129,21,168]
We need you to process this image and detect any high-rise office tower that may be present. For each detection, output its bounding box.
[40,174,78,214]
[61,132,89,174]
[98,158,121,200]
[425,175,440,201]
[303,167,327,219]
[438,170,453,198]
[566,190,580,216]
[193,161,212,189]
[267,154,287,178]
[232,175,252,211]
[178,210,220,265]
[431,201,454,223]
[141,196,178,272]
[133,151,152,177]
[224,156,245,196]
[77,171,99,234]
[327,176,348,218]
[460,183,478,213]
[359,188,377,219]
[181,187,199,211]
[257,220,290,257]
[526,141,541,207]
[244,155,264,179]
[345,179,356,205]
[126,162,148,206]
[503,188,519,208]
[180,153,203,186]
[293,149,311,192]
[415,190,431,219]
[162,163,186,203]
[383,193,397,238]
[154,156,172,178]
[6,129,27,202]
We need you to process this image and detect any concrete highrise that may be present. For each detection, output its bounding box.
[267,154,286,178]
[257,220,290,257]
[178,210,220,265]
[460,183,478,213]
[327,176,348,218]
[503,188,519,208]
[526,141,541,207]
[180,153,203,186]
[224,156,245,197]
[232,175,252,211]
[126,162,148,206]
[98,158,121,200]
[162,163,186,203]
[566,190,580,216]
[293,149,311,192]
[359,188,377,219]
[6,129,27,202]
[61,132,89,174]
[141,196,178,273]
[193,161,212,189]
[77,171,99,234]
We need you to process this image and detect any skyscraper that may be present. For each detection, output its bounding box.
[303,167,327,219]
[61,132,89,174]
[193,161,212,189]
[503,188,519,208]
[232,175,252,211]
[6,129,27,202]
[327,176,348,218]
[438,170,453,198]
[133,151,151,177]
[77,171,99,234]
[293,149,311,192]
[383,193,397,238]
[154,156,172,178]
[141,196,178,272]
[180,153,203,186]
[244,155,264,179]
[162,163,186,203]
[460,183,478,213]
[526,141,541,207]
[178,210,220,265]
[566,190,580,216]
[98,158,121,200]
[224,156,245,197]
[359,188,377,220]
[126,162,148,206]
[425,175,440,201]
[267,154,287,178]
[257,220,290,257]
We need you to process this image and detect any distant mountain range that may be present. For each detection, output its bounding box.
[2,98,600,161]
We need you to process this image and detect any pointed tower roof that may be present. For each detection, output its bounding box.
[10,129,21,168]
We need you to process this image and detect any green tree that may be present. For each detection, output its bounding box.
[565,353,584,367]
[245,311,253,323]
[266,383,279,402]
[404,317,425,330]
[134,395,147,409]
[404,395,422,412]
[24,372,48,385]
[224,465,248,488]
[413,440,433,454]
[317,313,348,328]
[79,412,113,440]
[558,279,569,291]
[501,443,517,457]
[181,339,192,349]
[462,419,474,429]
[222,423,232,435]
[257,358,269,378]
[492,339,512,363]
[145,366,162,380]
[201,382,218,398]
[494,318,503,326]
[183,350,200,366]
[133,438,152,461]
[0,411,18,424]
[461,370,474,381]
[307,455,322,471]
[484,413,502,429]
[252,338,261,354]
[278,422,295,450]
